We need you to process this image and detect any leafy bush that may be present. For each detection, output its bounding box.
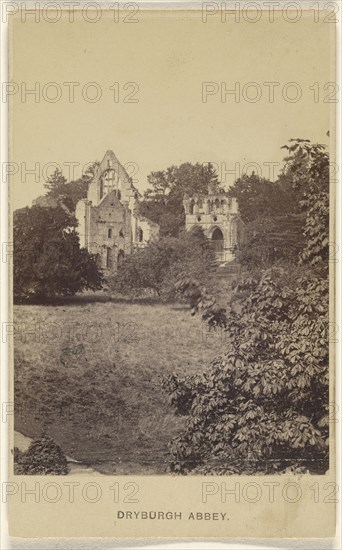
[167,268,329,474]
[110,227,214,301]
[16,436,69,475]
[161,374,197,416]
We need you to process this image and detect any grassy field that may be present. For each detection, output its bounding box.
[14,296,228,474]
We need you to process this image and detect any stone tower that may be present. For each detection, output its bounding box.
[183,190,244,263]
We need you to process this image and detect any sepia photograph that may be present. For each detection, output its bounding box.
[3,2,338,541]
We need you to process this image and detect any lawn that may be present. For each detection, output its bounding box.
[14,296,228,474]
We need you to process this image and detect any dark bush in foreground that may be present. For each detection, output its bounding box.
[167,269,329,475]
[16,436,69,475]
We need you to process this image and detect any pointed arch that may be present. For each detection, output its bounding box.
[211,227,224,241]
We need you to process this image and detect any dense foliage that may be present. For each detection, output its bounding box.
[228,171,305,267]
[15,436,69,475]
[139,162,222,237]
[109,227,215,301]
[282,139,329,268]
[228,172,302,224]
[239,214,305,269]
[14,206,103,302]
[164,139,330,475]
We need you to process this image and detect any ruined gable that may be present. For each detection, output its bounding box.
[87,150,137,206]
[75,149,159,274]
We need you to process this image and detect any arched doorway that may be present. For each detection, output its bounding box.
[212,227,224,241]
[117,249,125,269]
[211,227,224,260]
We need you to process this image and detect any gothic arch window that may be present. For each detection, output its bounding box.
[215,198,220,210]
[189,200,195,215]
[138,227,143,242]
[101,168,118,198]
[197,198,203,210]
[108,228,113,238]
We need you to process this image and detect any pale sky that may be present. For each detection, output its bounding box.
[11,10,332,210]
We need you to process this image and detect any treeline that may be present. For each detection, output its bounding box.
[14,139,328,307]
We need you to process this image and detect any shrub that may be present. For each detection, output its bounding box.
[110,227,214,301]
[16,436,69,475]
[167,268,329,474]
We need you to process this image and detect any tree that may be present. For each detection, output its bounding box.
[14,205,103,302]
[16,436,69,475]
[43,161,100,211]
[239,214,304,269]
[165,140,329,475]
[228,172,301,224]
[228,172,305,267]
[139,162,222,237]
[44,168,67,194]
